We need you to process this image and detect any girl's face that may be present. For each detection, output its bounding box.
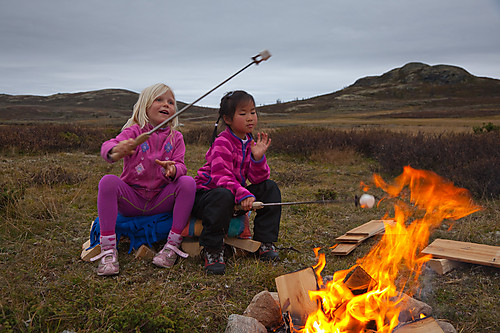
[224,99,257,139]
[146,90,176,127]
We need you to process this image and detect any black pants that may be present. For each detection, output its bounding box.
[191,179,281,249]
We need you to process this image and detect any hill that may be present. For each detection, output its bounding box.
[258,62,500,120]
[0,89,215,125]
[1,62,500,126]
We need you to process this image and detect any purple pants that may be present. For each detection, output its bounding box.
[97,174,196,236]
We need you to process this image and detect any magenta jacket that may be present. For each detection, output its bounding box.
[195,127,270,203]
[101,124,188,200]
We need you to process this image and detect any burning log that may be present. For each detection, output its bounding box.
[278,167,480,332]
[343,266,377,295]
[392,316,444,333]
[275,264,445,333]
[275,267,319,329]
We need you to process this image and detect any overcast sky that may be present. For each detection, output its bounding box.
[1,0,499,107]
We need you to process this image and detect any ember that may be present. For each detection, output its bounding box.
[302,166,481,333]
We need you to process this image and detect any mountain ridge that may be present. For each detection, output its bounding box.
[1,62,500,124]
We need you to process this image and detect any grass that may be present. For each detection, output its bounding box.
[1,140,499,332]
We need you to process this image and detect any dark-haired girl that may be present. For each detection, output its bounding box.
[192,90,281,275]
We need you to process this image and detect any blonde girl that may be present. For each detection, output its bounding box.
[92,83,195,276]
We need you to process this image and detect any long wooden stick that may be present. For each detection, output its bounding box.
[235,200,335,211]
[109,50,271,161]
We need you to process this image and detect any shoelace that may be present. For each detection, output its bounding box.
[90,248,115,262]
[261,243,275,251]
[206,250,224,262]
[165,244,189,258]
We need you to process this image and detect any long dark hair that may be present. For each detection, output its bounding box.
[210,90,255,145]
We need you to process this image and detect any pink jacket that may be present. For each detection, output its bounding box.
[101,124,188,200]
[195,127,270,203]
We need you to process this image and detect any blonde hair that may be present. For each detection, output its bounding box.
[122,83,179,131]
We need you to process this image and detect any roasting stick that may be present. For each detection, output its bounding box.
[235,200,336,211]
[109,50,272,161]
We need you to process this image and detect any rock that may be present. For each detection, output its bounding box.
[436,320,457,333]
[243,290,283,330]
[225,314,267,333]
[269,291,280,304]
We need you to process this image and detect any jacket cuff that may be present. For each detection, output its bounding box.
[251,154,266,163]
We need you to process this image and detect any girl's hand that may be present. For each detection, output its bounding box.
[251,132,271,161]
[109,138,136,161]
[155,159,177,179]
[239,197,255,211]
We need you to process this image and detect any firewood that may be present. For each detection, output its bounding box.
[426,258,462,275]
[422,239,500,268]
[181,239,203,257]
[275,267,319,328]
[134,244,156,260]
[393,316,444,332]
[224,237,261,252]
[80,242,101,262]
[335,234,370,243]
[332,220,396,255]
[343,266,377,295]
[331,243,358,255]
[345,219,395,236]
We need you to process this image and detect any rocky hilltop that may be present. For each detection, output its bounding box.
[353,62,475,86]
[258,62,500,118]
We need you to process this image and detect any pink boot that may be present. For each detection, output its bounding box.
[91,234,119,276]
[153,231,188,268]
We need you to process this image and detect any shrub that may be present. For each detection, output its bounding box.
[0,124,119,155]
[270,127,500,198]
[1,124,498,198]
[473,122,500,133]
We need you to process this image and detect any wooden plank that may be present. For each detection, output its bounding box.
[224,237,261,253]
[275,267,319,328]
[393,316,444,332]
[346,219,395,236]
[426,258,463,275]
[181,239,203,257]
[82,239,90,250]
[335,234,370,243]
[134,244,156,260]
[331,243,358,255]
[422,239,500,268]
[343,266,377,294]
[81,243,101,262]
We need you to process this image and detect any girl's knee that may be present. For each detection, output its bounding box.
[177,176,196,191]
[266,179,281,196]
[267,179,280,190]
[99,174,121,190]
[210,188,234,204]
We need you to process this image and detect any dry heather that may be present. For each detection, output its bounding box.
[0,125,499,332]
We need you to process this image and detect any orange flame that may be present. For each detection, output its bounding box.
[301,166,481,333]
[360,181,370,192]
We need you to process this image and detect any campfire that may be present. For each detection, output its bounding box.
[279,166,481,333]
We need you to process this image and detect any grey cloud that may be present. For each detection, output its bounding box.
[1,0,499,107]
